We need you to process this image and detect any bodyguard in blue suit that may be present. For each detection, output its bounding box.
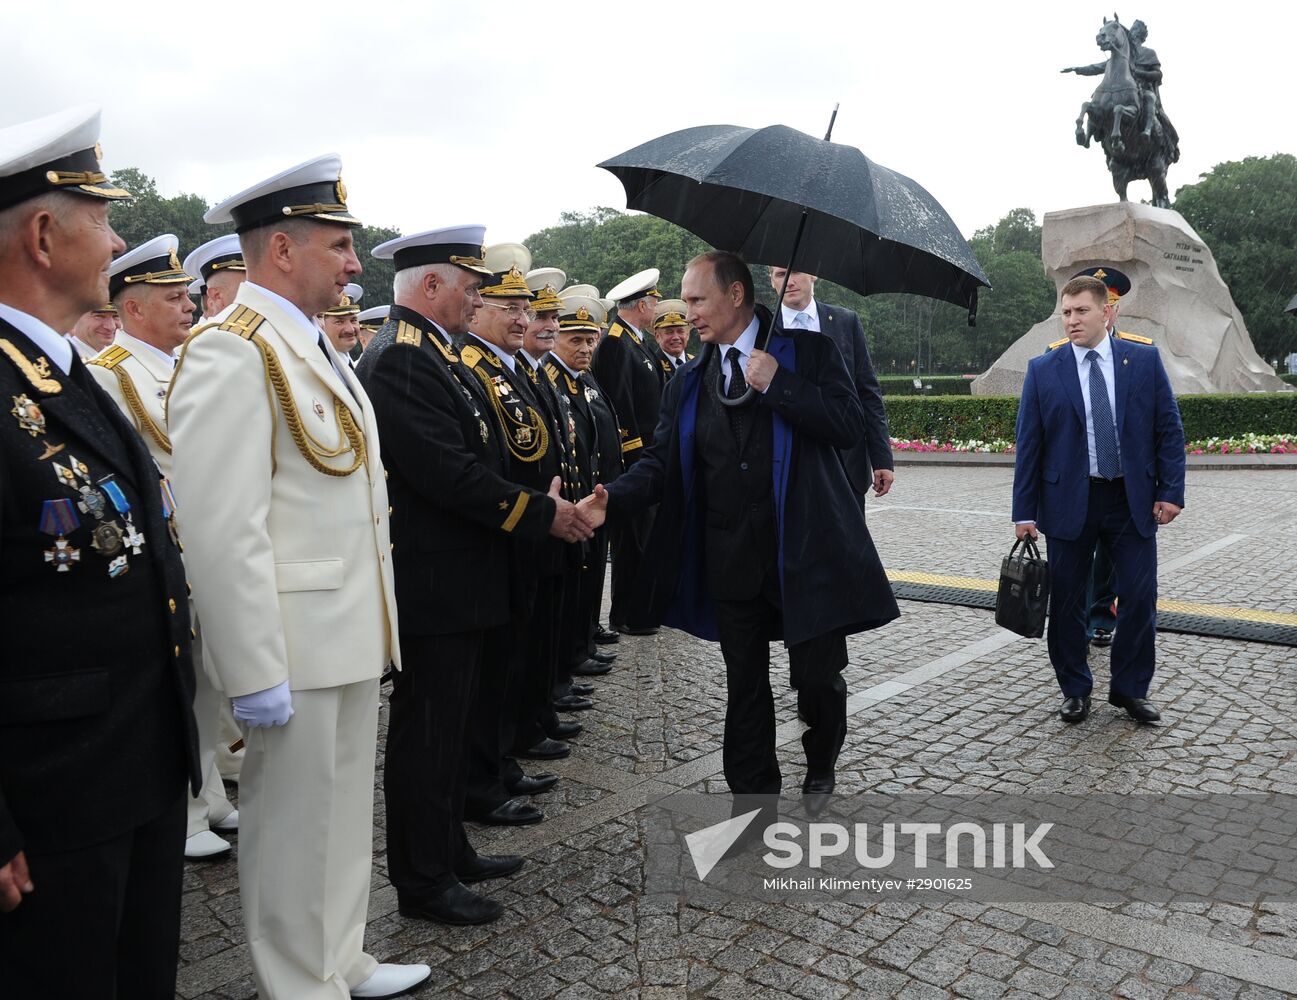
[579,252,898,800]
[1012,274,1185,724]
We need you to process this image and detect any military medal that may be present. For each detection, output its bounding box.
[77,484,107,518]
[313,398,326,420]
[37,441,65,460]
[91,521,125,557]
[159,477,180,546]
[11,393,45,436]
[107,554,129,578]
[516,426,532,445]
[585,386,597,403]
[100,478,145,555]
[479,419,490,442]
[38,499,81,572]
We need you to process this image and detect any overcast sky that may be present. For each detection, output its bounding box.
[6,0,1291,253]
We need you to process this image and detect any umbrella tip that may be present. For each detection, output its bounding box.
[824,103,840,142]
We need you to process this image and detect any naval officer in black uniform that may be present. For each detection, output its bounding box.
[592,268,666,635]
[357,226,591,926]
[0,104,199,999]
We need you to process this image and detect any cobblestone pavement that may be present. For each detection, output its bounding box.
[179,467,1297,999]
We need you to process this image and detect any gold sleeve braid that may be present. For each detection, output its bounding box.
[464,361,550,464]
[170,306,366,478]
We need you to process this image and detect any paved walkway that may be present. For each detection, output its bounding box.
[179,467,1297,999]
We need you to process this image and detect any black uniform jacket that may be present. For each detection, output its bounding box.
[356,307,556,635]
[458,335,570,580]
[0,321,199,862]
[590,318,665,466]
[773,301,893,493]
[606,308,900,647]
[544,360,624,494]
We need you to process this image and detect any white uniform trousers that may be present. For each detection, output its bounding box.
[187,637,236,837]
[238,679,381,999]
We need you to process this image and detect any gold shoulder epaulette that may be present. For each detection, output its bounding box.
[1046,337,1069,351]
[88,345,131,369]
[1116,331,1153,345]
[216,305,266,340]
[542,363,560,385]
[460,344,484,369]
[395,322,422,347]
[608,323,624,338]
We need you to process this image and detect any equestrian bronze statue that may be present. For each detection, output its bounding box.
[1063,15,1180,208]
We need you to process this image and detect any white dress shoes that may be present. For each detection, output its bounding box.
[184,829,232,860]
[211,809,239,833]
[351,963,432,999]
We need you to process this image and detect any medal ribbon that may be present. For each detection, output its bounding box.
[39,498,80,536]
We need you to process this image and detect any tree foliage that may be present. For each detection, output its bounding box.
[1173,154,1297,364]
[524,206,1057,375]
[98,157,1296,372]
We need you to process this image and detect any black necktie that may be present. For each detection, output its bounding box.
[725,347,747,399]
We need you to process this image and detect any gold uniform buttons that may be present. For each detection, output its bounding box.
[173,645,181,657]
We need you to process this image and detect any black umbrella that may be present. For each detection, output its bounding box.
[597,116,990,329]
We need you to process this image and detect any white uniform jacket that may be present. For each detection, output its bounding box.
[167,282,399,697]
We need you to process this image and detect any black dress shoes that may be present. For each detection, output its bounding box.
[615,623,659,636]
[1090,628,1114,647]
[508,773,559,796]
[570,681,595,696]
[457,853,524,884]
[573,657,611,676]
[553,694,593,712]
[467,798,543,826]
[594,625,620,645]
[518,738,570,760]
[590,649,617,664]
[802,774,836,817]
[399,883,503,925]
[1060,696,1091,723]
[546,719,583,740]
[1108,693,1161,723]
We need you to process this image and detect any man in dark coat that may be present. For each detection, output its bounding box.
[580,253,899,801]
[0,105,199,998]
[356,225,590,927]
[769,267,894,499]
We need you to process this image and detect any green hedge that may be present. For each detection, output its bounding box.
[883,393,1297,442]
[877,375,973,396]
[1281,373,1297,387]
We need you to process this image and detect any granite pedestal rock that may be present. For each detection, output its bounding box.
[972,202,1288,396]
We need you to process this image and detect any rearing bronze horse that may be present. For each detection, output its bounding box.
[1063,16,1176,208]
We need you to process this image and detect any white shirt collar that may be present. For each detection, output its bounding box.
[64,332,102,361]
[0,302,73,374]
[245,281,322,343]
[473,334,516,373]
[551,354,582,379]
[779,298,819,330]
[519,349,540,369]
[726,314,761,359]
[1070,333,1113,367]
[121,329,178,369]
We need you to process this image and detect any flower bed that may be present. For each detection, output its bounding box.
[889,435,1294,455]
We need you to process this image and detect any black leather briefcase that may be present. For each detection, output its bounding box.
[995,537,1050,638]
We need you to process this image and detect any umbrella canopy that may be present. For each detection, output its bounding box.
[598,123,989,320]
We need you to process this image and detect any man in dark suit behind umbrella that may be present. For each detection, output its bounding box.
[579,252,899,802]
[769,267,894,499]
